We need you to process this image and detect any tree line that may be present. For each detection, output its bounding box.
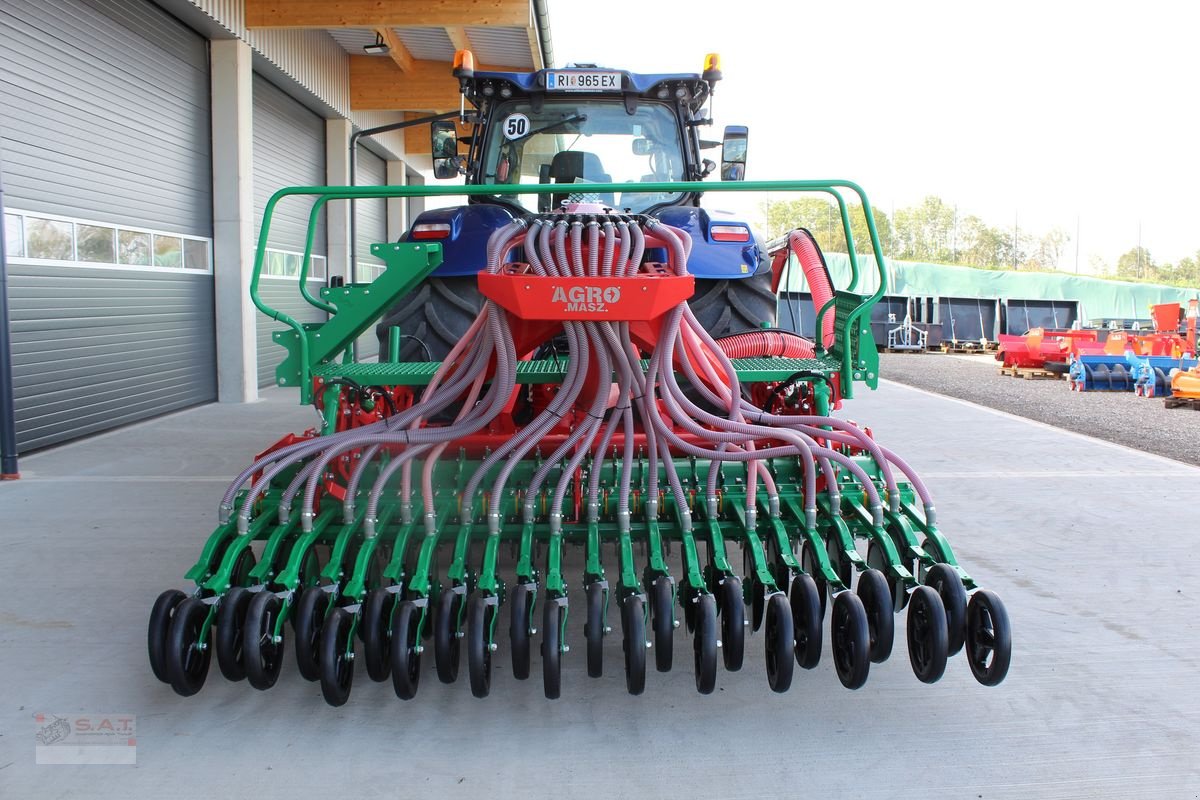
[759,195,1200,289]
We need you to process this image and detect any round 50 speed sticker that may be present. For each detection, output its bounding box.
[502,113,530,140]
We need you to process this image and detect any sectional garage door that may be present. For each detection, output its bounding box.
[0,0,214,451]
[252,74,328,388]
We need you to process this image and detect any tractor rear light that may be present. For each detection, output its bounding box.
[710,225,750,242]
[412,223,452,240]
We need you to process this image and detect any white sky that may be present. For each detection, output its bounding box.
[546,0,1200,272]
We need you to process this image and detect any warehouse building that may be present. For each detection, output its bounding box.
[0,0,552,464]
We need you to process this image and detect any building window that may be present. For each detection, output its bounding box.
[77,224,116,264]
[153,235,183,268]
[263,248,327,281]
[4,213,23,258]
[119,229,152,266]
[184,238,210,271]
[4,209,212,274]
[25,217,73,260]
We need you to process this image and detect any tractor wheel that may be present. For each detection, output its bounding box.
[687,270,777,338]
[377,276,483,362]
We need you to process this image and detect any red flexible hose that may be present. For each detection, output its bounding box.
[786,230,836,350]
[715,330,816,360]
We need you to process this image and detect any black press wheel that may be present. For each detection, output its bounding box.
[907,585,949,684]
[584,582,605,678]
[866,538,909,612]
[800,540,830,619]
[925,563,967,656]
[319,607,355,707]
[856,568,895,663]
[509,583,533,680]
[541,599,563,700]
[467,595,495,699]
[165,597,212,697]
[718,577,745,671]
[293,586,326,682]
[966,590,1011,686]
[763,592,794,693]
[389,599,422,700]
[215,587,253,682]
[148,589,185,683]
[790,573,823,670]
[434,588,462,684]
[621,595,646,696]
[830,591,871,689]
[243,590,285,690]
[361,587,393,682]
[693,593,718,695]
[651,576,674,672]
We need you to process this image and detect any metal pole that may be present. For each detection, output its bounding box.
[347,111,461,280]
[0,158,21,478]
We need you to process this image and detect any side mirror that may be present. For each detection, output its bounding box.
[431,121,460,179]
[720,125,748,181]
[632,138,654,156]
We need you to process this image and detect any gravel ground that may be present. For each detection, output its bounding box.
[879,351,1200,467]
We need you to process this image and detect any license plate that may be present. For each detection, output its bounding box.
[546,70,621,92]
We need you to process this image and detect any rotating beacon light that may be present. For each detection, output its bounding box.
[453,49,476,120]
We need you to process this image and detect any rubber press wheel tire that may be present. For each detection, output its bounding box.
[361,588,392,682]
[907,585,949,684]
[165,597,212,697]
[467,595,495,699]
[243,591,285,690]
[763,593,795,693]
[293,586,326,682]
[541,600,563,700]
[800,541,830,620]
[584,583,605,678]
[215,587,253,682]
[687,271,777,338]
[622,596,647,696]
[319,607,355,707]
[389,600,422,700]
[867,538,910,612]
[434,589,462,684]
[856,569,895,664]
[376,276,484,362]
[509,584,533,680]
[925,563,967,656]
[831,591,871,689]
[966,590,1012,687]
[790,574,824,670]
[718,577,745,671]
[693,593,718,695]
[148,589,186,683]
[651,576,674,672]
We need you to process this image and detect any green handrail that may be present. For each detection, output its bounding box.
[250,179,890,395]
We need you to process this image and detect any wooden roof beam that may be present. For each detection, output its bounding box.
[351,56,504,111]
[374,27,413,72]
[246,0,531,29]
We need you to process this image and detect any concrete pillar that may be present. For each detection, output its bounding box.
[325,118,353,282]
[386,159,407,240]
[210,39,257,403]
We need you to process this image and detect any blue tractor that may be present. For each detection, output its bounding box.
[377,54,773,361]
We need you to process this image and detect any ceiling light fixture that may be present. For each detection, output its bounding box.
[363,32,390,56]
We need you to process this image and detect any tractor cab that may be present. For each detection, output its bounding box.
[431,53,745,215]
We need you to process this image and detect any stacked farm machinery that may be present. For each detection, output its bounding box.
[148,57,1012,705]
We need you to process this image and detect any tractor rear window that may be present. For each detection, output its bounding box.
[479,99,686,213]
